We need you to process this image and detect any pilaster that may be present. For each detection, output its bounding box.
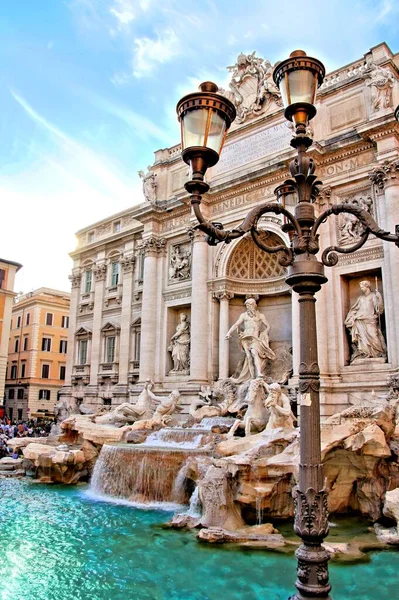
[138,236,166,381]
[118,254,135,385]
[214,291,234,379]
[65,270,81,385]
[89,262,107,385]
[188,227,209,383]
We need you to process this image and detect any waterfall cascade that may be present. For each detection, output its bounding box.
[90,425,221,507]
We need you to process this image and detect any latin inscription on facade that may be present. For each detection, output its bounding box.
[213,123,292,176]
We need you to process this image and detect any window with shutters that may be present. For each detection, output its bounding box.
[14,338,19,353]
[110,262,120,287]
[42,337,51,352]
[42,364,50,379]
[84,270,92,294]
[23,336,29,351]
[46,313,53,326]
[61,315,69,328]
[106,336,115,363]
[59,340,68,354]
[59,365,66,380]
[39,389,51,400]
[79,340,88,365]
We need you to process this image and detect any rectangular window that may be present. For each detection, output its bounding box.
[0,269,5,289]
[20,363,26,378]
[79,340,88,365]
[26,313,30,325]
[134,331,141,362]
[139,253,144,282]
[42,337,52,352]
[42,364,50,379]
[17,408,23,421]
[8,408,13,421]
[59,365,66,380]
[84,270,92,294]
[8,389,15,400]
[59,340,68,354]
[113,221,121,233]
[17,316,21,328]
[10,365,17,379]
[61,315,69,328]
[111,262,119,287]
[23,336,29,351]
[39,389,51,400]
[46,313,53,326]
[14,338,19,353]
[17,388,24,400]
[106,336,115,363]
[88,231,94,244]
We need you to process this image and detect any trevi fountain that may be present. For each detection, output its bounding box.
[3,43,399,599]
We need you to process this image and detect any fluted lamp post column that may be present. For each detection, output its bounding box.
[177,51,399,600]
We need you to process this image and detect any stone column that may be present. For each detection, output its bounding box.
[370,160,399,365]
[139,236,165,382]
[189,228,209,383]
[65,270,81,385]
[89,262,107,386]
[118,254,135,386]
[215,291,234,379]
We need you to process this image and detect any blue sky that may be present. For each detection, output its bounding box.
[0,0,398,293]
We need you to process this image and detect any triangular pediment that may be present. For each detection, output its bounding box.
[75,326,92,337]
[101,321,120,333]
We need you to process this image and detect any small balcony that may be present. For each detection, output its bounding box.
[104,284,123,307]
[128,360,140,383]
[98,362,119,384]
[78,291,94,313]
[72,364,90,384]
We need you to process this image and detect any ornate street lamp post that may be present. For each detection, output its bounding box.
[177,51,399,599]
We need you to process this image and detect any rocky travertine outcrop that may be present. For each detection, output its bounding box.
[22,440,99,484]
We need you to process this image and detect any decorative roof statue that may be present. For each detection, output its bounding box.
[220,51,282,124]
[138,167,157,204]
[364,62,395,111]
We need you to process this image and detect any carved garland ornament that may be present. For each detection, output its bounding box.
[369,158,399,190]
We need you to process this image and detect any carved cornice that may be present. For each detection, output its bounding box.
[337,242,384,266]
[209,276,289,296]
[369,158,399,190]
[163,287,191,302]
[140,236,166,257]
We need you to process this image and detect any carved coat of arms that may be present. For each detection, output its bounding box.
[221,52,282,124]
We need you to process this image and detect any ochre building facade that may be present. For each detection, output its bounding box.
[62,43,399,417]
[5,288,70,420]
[0,258,22,408]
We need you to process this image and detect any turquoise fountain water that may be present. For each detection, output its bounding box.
[1,479,399,600]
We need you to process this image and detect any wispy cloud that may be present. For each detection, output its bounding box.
[10,89,135,200]
[133,28,180,77]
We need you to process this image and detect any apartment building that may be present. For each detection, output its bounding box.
[5,288,70,421]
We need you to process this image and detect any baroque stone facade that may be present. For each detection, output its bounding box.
[61,43,399,417]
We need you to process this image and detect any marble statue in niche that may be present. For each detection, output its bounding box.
[365,62,395,111]
[169,244,191,281]
[138,167,157,204]
[344,280,387,362]
[226,298,276,382]
[168,313,190,374]
[338,194,373,245]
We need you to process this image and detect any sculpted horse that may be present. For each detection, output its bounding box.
[227,378,269,438]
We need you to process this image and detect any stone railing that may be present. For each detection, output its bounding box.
[169,144,182,159]
[318,59,368,92]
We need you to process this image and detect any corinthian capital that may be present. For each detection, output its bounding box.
[121,254,136,273]
[369,158,399,190]
[141,236,166,257]
[186,226,205,242]
[93,262,107,281]
[69,271,81,288]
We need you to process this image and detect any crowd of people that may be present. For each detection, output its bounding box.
[0,419,55,459]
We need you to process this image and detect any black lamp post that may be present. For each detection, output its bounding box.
[177,51,399,600]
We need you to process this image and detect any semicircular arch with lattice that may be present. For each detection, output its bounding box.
[226,232,287,280]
